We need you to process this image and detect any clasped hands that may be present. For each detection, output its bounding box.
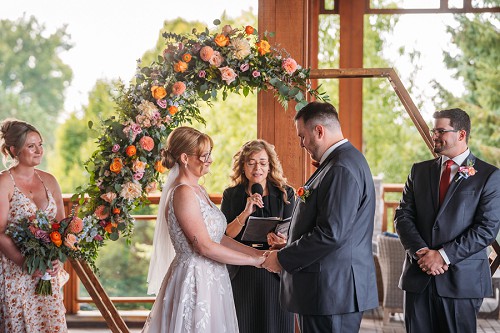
[255,250,282,273]
[416,248,449,276]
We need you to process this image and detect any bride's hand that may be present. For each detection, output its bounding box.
[253,252,267,268]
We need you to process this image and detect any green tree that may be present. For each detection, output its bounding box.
[0,15,72,154]
[433,11,500,166]
[50,79,118,192]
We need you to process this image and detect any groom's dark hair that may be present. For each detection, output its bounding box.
[295,101,340,130]
[433,108,471,143]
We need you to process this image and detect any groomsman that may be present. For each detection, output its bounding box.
[395,108,500,333]
[263,101,379,333]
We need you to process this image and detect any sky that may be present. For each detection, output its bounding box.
[1,0,466,119]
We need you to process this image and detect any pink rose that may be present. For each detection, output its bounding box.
[112,144,120,152]
[200,46,214,62]
[209,51,224,67]
[222,24,233,35]
[94,234,103,241]
[64,233,78,250]
[157,99,167,108]
[171,81,186,96]
[198,70,206,78]
[282,57,298,75]
[139,136,155,151]
[133,171,144,180]
[219,66,238,85]
[240,63,250,72]
[35,229,51,243]
[252,70,261,78]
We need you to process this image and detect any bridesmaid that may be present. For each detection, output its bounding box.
[221,139,296,333]
[0,118,68,333]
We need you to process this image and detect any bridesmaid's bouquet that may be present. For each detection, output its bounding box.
[6,210,87,295]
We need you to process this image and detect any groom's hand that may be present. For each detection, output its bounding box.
[262,251,282,273]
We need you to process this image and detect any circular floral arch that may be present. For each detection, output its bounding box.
[74,20,327,266]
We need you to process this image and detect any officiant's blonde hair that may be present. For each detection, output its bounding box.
[229,139,290,204]
[160,126,213,169]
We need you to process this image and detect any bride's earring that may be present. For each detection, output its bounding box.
[184,162,188,169]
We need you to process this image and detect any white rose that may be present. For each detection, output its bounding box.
[120,181,143,200]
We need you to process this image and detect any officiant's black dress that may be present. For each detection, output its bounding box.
[221,183,295,333]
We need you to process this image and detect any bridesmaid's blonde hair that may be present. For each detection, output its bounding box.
[0,118,42,168]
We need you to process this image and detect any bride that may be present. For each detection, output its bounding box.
[142,127,266,333]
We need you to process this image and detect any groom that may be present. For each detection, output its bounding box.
[263,101,379,332]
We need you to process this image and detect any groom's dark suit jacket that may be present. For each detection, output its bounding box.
[395,153,500,298]
[278,141,379,315]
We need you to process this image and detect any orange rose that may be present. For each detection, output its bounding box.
[155,160,167,173]
[256,40,271,55]
[297,187,305,197]
[245,25,254,35]
[214,33,229,47]
[50,231,62,247]
[151,86,167,99]
[173,61,188,73]
[104,223,117,234]
[182,53,192,62]
[125,145,136,157]
[109,158,123,173]
[168,106,178,115]
[113,208,121,214]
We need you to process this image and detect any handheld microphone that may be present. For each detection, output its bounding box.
[251,183,264,217]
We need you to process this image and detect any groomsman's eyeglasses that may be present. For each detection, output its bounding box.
[430,128,459,136]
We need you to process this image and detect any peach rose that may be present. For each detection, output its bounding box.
[120,181,142,200]
[95,205,109,220]
[174,61,188,73]
[209,51,224,67]
[125,145,136,157]
[256,40,271,55]
[245,25,254,35]
[151,86,167,99]
[154,160,167,173]
[64,233,78,250]
[168,105,179,115]
[139,136,154,151]
[145,182,158,193]
[132,159,146,173]
[50,231,62,247]
[219,66,238,85]
[182,53,192,62]
[109,158,123,173]
[171,81,186,96]
[100,192,117,203]
[214,33,229,47]
[282,58,298,75]
[200,46,214,62]
[230,38,251,60]
[113,207,121,214]
[68,217,84,233]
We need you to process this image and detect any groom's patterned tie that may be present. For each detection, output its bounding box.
[439,159,455,205]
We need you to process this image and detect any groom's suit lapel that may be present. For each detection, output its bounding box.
[430,158,441,213]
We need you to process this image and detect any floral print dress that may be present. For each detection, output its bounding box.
[142,184,239,333]
[0,170,68,333]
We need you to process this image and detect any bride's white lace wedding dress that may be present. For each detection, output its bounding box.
[142,184,239,333]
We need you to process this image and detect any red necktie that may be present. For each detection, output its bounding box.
[311,161,320,168]
[439,159,454,205]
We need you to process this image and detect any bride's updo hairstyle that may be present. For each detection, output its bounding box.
[0,118,41,167]
[161,126,213,169]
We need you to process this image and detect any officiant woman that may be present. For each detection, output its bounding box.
[0,118,68,333]
[221,139,295,333]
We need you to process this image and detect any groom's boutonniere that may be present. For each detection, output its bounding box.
[297,185,311,203]
[456,159,477,182]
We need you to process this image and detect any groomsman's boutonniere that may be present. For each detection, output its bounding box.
[297,186,311,202]
[456,159,477,182]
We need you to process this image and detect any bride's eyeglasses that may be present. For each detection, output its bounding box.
[190,150,212,163]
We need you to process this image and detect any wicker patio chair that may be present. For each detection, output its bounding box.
[377,233,405,324]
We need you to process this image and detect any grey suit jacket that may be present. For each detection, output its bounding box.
[278,141,379,315]
[395,153,500,298]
